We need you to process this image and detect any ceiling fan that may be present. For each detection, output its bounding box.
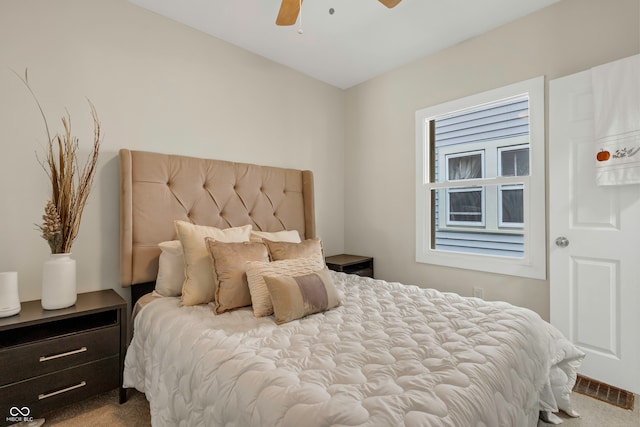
[276,0,402,26]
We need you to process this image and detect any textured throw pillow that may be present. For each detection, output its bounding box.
[263,267,340,324]
[155,240,184,297]
[250,229,302,243]
[174,220,252,306]
[245,256,326,317]
[264,237,324,262]
[205,239,269,314]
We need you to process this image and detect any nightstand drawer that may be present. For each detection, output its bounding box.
[0,356,119,423]
[0,325,119,386]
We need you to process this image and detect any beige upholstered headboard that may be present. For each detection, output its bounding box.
[119,149,315,287]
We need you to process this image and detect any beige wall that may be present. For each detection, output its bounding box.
[2,0,638,319]
[344,0,640,319]
[0,0,345,303]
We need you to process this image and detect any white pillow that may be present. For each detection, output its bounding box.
[174,220,252,306]
[155,240,184,297]
[245,256,326,317]
[250,229,302,243]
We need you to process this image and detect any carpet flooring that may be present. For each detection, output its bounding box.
[38,389,150,427]
[32,387,640,426]
[538,391,639,427]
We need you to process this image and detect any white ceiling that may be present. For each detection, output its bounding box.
[128,0,561,89]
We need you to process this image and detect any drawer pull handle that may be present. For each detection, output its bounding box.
[38,381,87,400]
[39,346,88,362]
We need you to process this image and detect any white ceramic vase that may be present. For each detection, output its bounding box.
[41,253,77,310]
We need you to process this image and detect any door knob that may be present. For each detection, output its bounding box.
[555,236,569,248]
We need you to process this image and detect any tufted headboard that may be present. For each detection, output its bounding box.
[119,149,315,292]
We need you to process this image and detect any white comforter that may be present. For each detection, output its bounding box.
[124,272,584,427]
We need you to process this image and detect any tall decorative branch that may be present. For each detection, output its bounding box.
[17,69,101,254]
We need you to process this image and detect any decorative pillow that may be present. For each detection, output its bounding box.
[174,220,252,306]
[245,256,326,317]
[205,239,269,314]
[155,240,184,297]
[250,229,302,243]
[263,268,340,324]
[264,237,324,262]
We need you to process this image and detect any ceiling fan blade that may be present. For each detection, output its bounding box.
[378,0,401,8]
[276,0,302,26]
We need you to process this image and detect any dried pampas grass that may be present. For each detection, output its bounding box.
[17,69,101,254]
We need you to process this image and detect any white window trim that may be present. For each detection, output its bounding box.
[415,76,546,280]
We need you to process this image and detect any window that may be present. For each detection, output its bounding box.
[498,145,529,227]
[415,77,546,279]
[446,151,484,225]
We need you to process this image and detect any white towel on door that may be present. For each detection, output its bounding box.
[591,54,640,186]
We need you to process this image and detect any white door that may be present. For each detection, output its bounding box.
[549,70,640,394]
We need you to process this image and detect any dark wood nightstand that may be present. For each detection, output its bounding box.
[326,254,374,278]
[0,289,127,425]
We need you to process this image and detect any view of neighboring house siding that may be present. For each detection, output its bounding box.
[435,97,529,147]
[433,96,528,258]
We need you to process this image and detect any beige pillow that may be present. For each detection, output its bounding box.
[250,229,302,243]
[264,268,340,324]
[155,240,184,297]
[264,237,324,262]
[174,220,252,306]
[245,256,326,317]
[206,239,269,314]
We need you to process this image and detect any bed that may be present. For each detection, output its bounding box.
[120,149,585,426]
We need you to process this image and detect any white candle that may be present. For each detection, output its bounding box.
[0,271,21,317]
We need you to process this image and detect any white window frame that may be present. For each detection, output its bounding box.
[498,144,529,177]
[497,144,529,228]
[445,150,485,181]
[445,150,485,226]
[498,185,524,228]
[446,187,485,226]
[415,76,546,280]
